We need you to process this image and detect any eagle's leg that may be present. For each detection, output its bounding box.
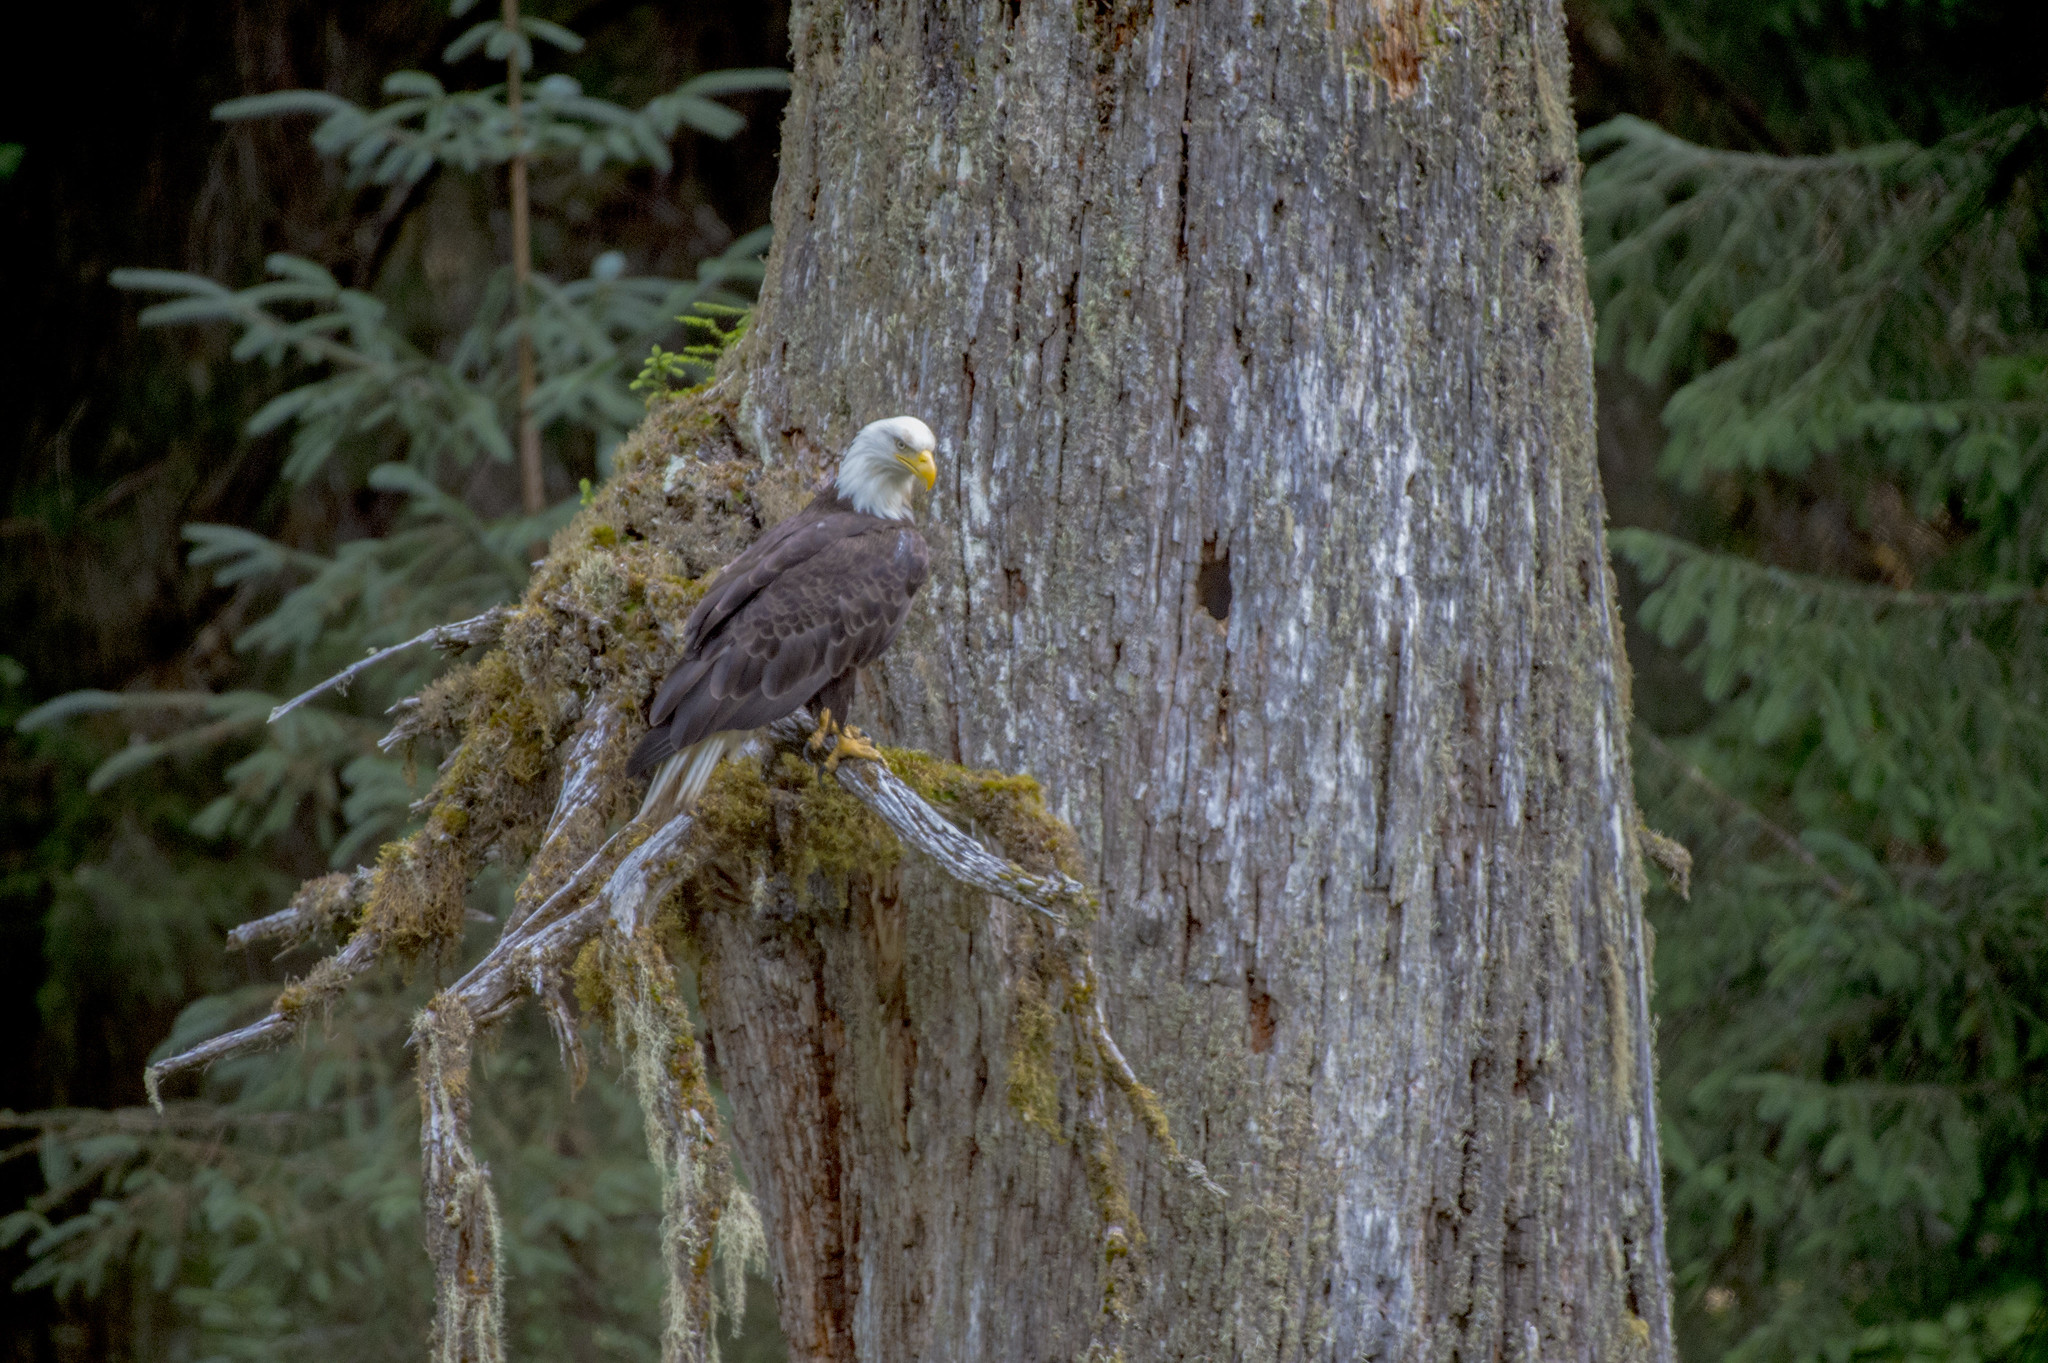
[806,707,839,760]
[823,724,883,772]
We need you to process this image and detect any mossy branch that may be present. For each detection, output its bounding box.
[445,800,691,1029]
[766,712,1092,923]
[602,928,726,1361]
[224,866,372,953]
[145,927,385,1109]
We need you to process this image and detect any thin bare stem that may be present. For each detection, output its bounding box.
[1087,994,1224,1198]
[1633,723,1849,898]
[503,0,544,516]
[268,608,507,723]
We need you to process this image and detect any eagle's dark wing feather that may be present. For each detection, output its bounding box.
[627,507,928,778]
[647,500,848,728]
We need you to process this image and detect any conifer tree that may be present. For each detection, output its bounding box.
[1585,95,2048,1363]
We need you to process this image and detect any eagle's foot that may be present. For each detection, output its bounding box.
[824,725,883,773]
[806,708,838,760]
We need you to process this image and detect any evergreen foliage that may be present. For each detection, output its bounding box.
[631,304,750,405]
[1586,92,2048,1362]
[2,3,785,1357]
[1569,0,2048,154]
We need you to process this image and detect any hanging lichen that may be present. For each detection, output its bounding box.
[416,995,507,1363]
[608,927,722,1362]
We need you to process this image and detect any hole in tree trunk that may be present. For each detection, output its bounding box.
[1247,977,1276,1053]
[1196,540,1232,622]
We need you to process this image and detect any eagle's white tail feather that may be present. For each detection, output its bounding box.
[639,730,749,823]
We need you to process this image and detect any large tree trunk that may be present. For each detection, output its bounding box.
[699,2,1673,1359]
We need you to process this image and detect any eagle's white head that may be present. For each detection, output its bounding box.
[836,416,937,520]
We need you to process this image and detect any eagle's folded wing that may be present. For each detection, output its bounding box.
[631,523,928,774]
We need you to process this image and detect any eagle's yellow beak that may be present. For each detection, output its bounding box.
[901,448,937,490]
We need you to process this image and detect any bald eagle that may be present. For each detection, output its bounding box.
[627,416,938,821]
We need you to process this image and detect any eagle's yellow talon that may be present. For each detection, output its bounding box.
[824,725,883,772]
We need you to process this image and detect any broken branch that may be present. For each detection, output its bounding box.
[225,867,373,953]
[448,812,697,1029]
[268,607,509,723]
[144,929,384,1109]
[416,995,506,1363]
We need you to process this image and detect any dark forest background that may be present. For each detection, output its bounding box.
[2,1,2044,1359]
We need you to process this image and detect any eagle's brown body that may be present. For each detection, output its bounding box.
[627,487,930,813]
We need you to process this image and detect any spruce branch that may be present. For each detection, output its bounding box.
[1617,529,2048,613]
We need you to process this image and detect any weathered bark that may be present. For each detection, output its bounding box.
[703,2,1673,1359]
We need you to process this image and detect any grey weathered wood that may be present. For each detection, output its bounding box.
[269,607,507,723]
[144,928,385,1108]
[416,996,505,1363]
[818,738,1092,922]
[703,1,1674,1359]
